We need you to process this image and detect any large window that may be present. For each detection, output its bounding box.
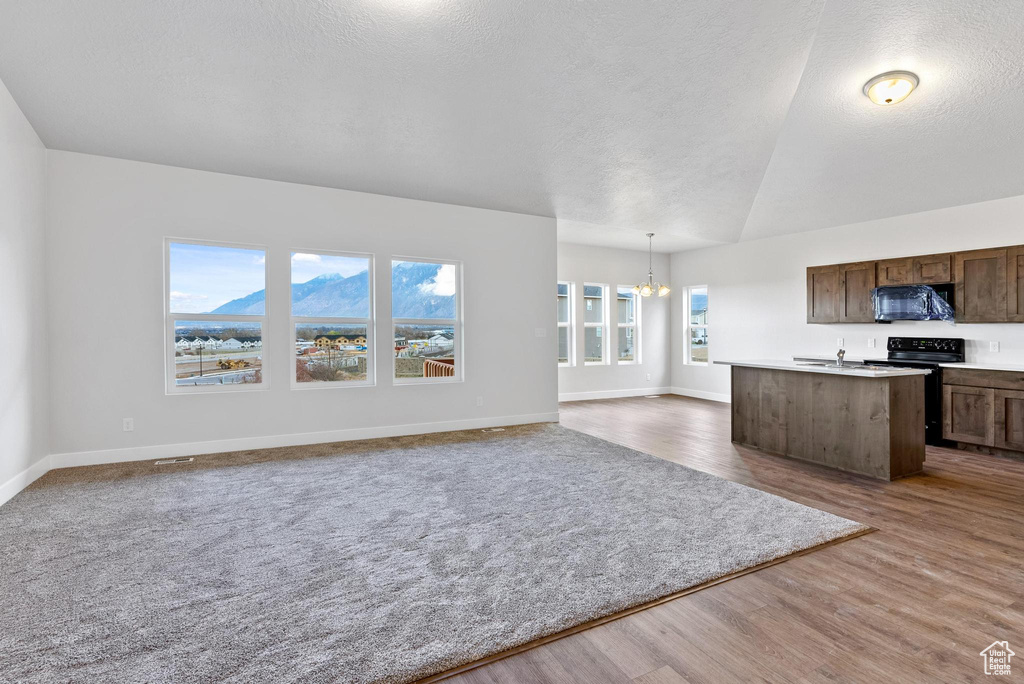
[392,258,461,383]
[617,286,640,363]
[583,283,608,365]
[557,282,574,366]
[686,286,709,364]
[166,240,267,392]
[291,250,373,387]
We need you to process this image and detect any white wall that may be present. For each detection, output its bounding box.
[671,194,1024,400]
[557,242,671,400]
[0,76,49,503]
[46,152,558,463]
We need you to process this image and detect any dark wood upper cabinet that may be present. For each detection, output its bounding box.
[809,243,1024,324]
[876,257,913,286]
[839,261,876,323]
[954,248,1007,323]
[943,384,995,446]
[1008,245,1024,322]
[913,253,952,284]
[806,265,839,324]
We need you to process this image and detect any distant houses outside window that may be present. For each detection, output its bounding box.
[166,240,268,392]
[392,258,461,383]
[583,283,608,365]
[557,282,574,366]
[616,286,640,363]
[290,250,374,387]
[686,286,709,364]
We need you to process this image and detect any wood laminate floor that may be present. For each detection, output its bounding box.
[444,395,1024,683]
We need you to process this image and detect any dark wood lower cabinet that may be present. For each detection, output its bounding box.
[731,366,924,480]
[943,384,994,446]
[943,369,1024,455]
[994,389,1024,451]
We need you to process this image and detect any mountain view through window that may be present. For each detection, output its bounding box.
[291,252,373,384]
[169,242,266,387]
[392,260,458,381]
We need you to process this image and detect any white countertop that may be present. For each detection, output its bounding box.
[715,359,932,378]
[794,354,1024,373]
[938,361,1024,372]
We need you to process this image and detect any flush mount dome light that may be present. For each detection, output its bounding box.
[863,71,919,106]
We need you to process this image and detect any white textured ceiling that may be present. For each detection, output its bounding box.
[0,1,1022,252]
[742,0,1024,241]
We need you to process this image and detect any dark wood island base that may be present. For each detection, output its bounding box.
[729,365,926,480]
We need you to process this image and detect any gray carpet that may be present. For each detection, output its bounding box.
[0,423,866,683]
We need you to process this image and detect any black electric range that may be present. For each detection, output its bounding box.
[865,337,965,446]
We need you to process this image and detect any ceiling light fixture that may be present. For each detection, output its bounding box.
[863,70,919,106]
[633,233,670,298]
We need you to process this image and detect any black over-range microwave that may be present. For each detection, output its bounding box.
[872,283,955,323]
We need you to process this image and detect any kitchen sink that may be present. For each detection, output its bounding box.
[797,362,850,368]
[796,362,898,371]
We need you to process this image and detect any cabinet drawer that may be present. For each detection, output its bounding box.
[943,385,994,446]
[942,368,1024,391]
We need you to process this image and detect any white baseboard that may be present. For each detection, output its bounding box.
[50,412,561,470]
[558,387,673,402]
[0,455,52,508]
[670,386,731,403]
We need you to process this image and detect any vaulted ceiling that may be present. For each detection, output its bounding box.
[1,0,1022,252]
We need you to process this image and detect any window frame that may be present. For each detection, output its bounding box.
[557,281,575,367]
[616,285,641,365]
[164,237,270,395]
[685,285,709,366]
[290,248,375,390]
[583,282,609,366]
[391,256,463,385]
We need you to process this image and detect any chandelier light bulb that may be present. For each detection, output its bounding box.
[633,233,670,299]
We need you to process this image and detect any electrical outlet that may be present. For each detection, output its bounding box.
[646,373,652,381]
[476,396,484,407]
[122,418,134,432]
[837,337,844,347]
[990,341,1000,352]
[867,338,876,348]
[535,328,546,337]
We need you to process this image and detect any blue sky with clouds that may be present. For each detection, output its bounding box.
[169,245,374,314]
[291,252,368,283]
[169,243,266,313]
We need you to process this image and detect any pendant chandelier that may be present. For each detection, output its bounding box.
[633,233,670,297]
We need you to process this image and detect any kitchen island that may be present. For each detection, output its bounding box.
[714,360,931,480]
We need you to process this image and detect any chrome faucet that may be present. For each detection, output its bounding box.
[837,349,846,367]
